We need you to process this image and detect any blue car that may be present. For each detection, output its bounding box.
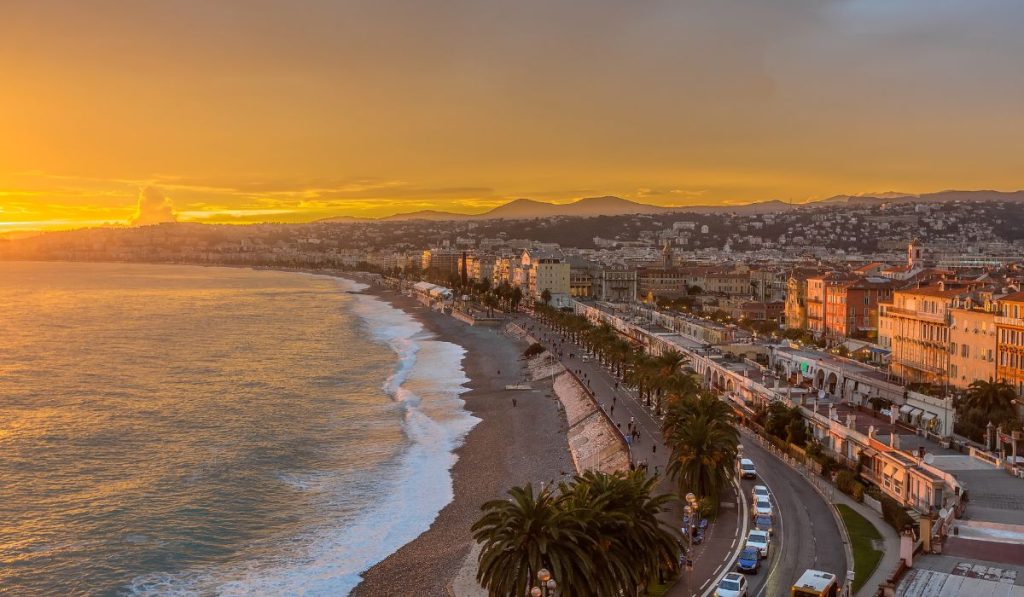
[754,514,773,536]
[736,546,761,574]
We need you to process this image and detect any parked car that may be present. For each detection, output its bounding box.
[753,498,773,518]
[715,572,748,596]
[736,546,761,574]
[738,458,757,479]
[746,529,771,558]
[752,484,770,503]
[754,513,774,535]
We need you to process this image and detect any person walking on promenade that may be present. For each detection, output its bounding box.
[512,398,517,407]
[652,443,657,454]
[610,404,615,416]
[612,395,617,405]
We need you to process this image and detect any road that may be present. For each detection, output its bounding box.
[738,432,848,596]
[522,314,848,596]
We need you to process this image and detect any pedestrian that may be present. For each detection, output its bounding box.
[654,465,659,477]
[497,369,500,375]
[652,443,657,454]
[512,398,517,407]
[612,395,617,405]
[610,405,615,415]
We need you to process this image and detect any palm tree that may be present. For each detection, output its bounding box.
[558,470,680,596]
[663,392,740,508]
[964,379,1018,412]
[473,483,595,597]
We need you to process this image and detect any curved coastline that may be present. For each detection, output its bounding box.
[347,283,575,596]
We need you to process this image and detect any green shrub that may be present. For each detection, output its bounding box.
[878,493,915,532]
[851,482,865,502]
[523,342,545,358]
[836,470,857,494]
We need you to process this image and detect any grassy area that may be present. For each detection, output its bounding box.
[836,504,884,594]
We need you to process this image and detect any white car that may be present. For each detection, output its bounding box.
[715,572,748,596]
[746,529,771,558]
[752,484,770,503]
[753,498,773,518]
[737,458,757,479]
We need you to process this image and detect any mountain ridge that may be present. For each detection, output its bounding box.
[318,189,1024,223]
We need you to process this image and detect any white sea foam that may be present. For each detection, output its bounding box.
[129,277,478,596]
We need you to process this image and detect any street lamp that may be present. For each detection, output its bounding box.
[531,568,556,596]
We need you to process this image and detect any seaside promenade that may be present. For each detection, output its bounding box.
[523,313,851,596]
[520,315,745,597]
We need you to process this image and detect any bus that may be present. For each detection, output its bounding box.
[791,569,838,597]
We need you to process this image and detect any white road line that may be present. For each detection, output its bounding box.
[701,477,748,597]
[752,445,787,597]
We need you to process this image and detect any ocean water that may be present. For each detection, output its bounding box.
[0,261,476,596]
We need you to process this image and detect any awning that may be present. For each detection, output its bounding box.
[921,412,938,422]
[907,407,924,421]
[899,404,914,415]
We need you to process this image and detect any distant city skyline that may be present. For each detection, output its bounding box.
[3,1,1024,233]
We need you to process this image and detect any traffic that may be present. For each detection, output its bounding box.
[714,445,844,597]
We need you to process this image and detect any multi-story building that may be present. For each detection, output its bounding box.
[597,269,638,302]
[881,286,966,386]
[806,272,858,339]
[569,265,594,299]
[996,291,1024,396]
[948,300,997,390]
[637,267,688,299]
[824,277,895,341]
[522,248,570,305]
[421,248,462,274]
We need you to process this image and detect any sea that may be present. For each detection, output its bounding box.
[0,261,477,596]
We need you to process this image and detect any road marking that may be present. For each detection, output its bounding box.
[701,476,748,597]
[749,441,787,597]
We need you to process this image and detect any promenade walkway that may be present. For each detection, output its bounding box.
[521,316,744,597]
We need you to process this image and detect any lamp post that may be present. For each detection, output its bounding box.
[682,491,700,571]
[530,568,557,597]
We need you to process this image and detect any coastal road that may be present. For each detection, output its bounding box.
[522,315,847,596]
[521,317,744,597]
[737,431,848,596]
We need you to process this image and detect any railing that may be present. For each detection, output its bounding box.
[995,315,1024,328]
[885,306,947,323]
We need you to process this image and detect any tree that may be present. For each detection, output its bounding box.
[541,288,552,305]
[511,286,524,311]
[964,379,1018,412]
[473,484,595,597]
[663,392,740,508]
[473,474,680,597]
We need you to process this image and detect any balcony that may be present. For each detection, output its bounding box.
[996,315,1024,329]
[885,306,947,323]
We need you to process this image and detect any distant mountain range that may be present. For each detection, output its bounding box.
[319,189,1024,223]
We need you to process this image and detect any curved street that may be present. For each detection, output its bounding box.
[522,314,847,596]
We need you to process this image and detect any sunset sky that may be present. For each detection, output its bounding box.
[2,1,1023,233]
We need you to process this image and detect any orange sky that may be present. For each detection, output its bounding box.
[2,1,1023,234]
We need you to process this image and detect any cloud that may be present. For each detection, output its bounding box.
[129,186,177,226]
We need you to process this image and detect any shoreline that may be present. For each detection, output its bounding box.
[2,261,574,595]
[349,284,575,596]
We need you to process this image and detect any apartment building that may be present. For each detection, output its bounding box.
[522,248,570,305]
[597,269,638,302]
[996,292,1024,396]
[948,304,997,390]
[824,278,895,341]
[637,267,688,298]
[880,287,965,386]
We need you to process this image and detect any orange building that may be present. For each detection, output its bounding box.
[996,292,1024,397]
[824,278,895,341]
[880,286,967,386]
